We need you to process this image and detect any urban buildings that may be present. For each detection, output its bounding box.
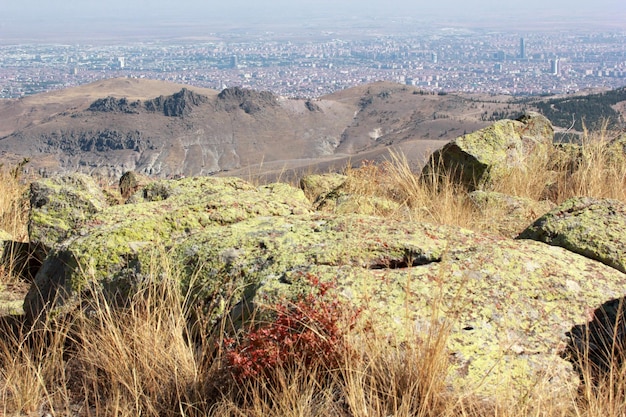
[1,30,624,99]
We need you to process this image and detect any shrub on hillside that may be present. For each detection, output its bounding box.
[221,274,361,383]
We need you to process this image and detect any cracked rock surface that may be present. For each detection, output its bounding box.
[23,174,626,400]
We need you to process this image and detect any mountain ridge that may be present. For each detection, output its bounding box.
[1,78,624,180]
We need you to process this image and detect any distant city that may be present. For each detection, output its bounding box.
[1,29,625,99]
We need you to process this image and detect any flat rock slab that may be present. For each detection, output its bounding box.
[519,197,626,273]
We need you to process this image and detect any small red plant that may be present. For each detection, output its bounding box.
[222,274,361,382]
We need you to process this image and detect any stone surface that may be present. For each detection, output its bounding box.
[518,197,626,273]
[22,174,626,401]
[299,173,346,202]
[24,176,313,319]
[421,112,554,191]
[119,171,152,200]
[28,173,109,250]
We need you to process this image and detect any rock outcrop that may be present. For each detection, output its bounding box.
[88,97,141,114]
[119,171,151,200]
[216,87,278,114]
[28,174,109,250]
[144,88,209,117]
[299,173,347,202]
[421,112,554,191]
[518,197,626,273]
[22,174,626,400]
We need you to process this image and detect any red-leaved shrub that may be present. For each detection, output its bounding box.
[222,274,361,382]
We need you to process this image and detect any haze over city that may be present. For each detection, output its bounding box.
[1,0,624,40]
[0,0,624,99]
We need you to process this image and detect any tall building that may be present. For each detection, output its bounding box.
[550,58,560,75]
[519,38,526,59]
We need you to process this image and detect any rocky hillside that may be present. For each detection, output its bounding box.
[0,78,555,179]
[2,113,626,404]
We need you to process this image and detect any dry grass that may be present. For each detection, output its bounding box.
[339,128,626,236]
[0,159,30,241]
[4,258,625,417]
[1,128,626,416]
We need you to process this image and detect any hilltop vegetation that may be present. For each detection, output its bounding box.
[523,86,626,132]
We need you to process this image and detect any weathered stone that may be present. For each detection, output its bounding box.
[24,176,313,319]
[299,173,346,202]
[22,173,626,401]
[469,190,554,237]
[314,189,401,216]
[28,173,109,250]
[119,171,152,200]
[518,197,626,273]
[421,112,554,191]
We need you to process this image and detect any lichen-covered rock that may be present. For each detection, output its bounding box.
[518,197,626,273]
[119,171,152,200]
[240,233,626,400]
[28,173,109,250]
[314,189,401,216]
[23,175,626,401]
[421,112,554,191]
[469,191,554,237]
[299,173,346,202]
[24,176,313,319]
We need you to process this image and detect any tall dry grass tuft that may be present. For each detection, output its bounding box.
[0,249,224,417]
[0,313,74,416]
[340,128,626,236]
[69,250,216,417]
[552,128,626,203]
[340,153,477,228]
[0,159,30,241]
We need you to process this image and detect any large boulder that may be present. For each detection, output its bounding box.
[28,173,109,250]
[518,197,626,273]
[22,174,626,401]
[421,112,554,191]
[299,173,347,202]
[24,176,313,319]
[119,171,151,200]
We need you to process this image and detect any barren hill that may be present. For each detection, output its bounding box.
[5,78,619,180]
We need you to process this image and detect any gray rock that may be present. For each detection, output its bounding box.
[28,173,109,250]
[422,112,554,191]
[21,174,626,401]
[518,197,626,273]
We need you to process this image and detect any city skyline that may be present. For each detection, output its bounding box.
[2,30,624,99]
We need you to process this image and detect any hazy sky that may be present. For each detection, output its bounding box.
[1,0,624,40]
